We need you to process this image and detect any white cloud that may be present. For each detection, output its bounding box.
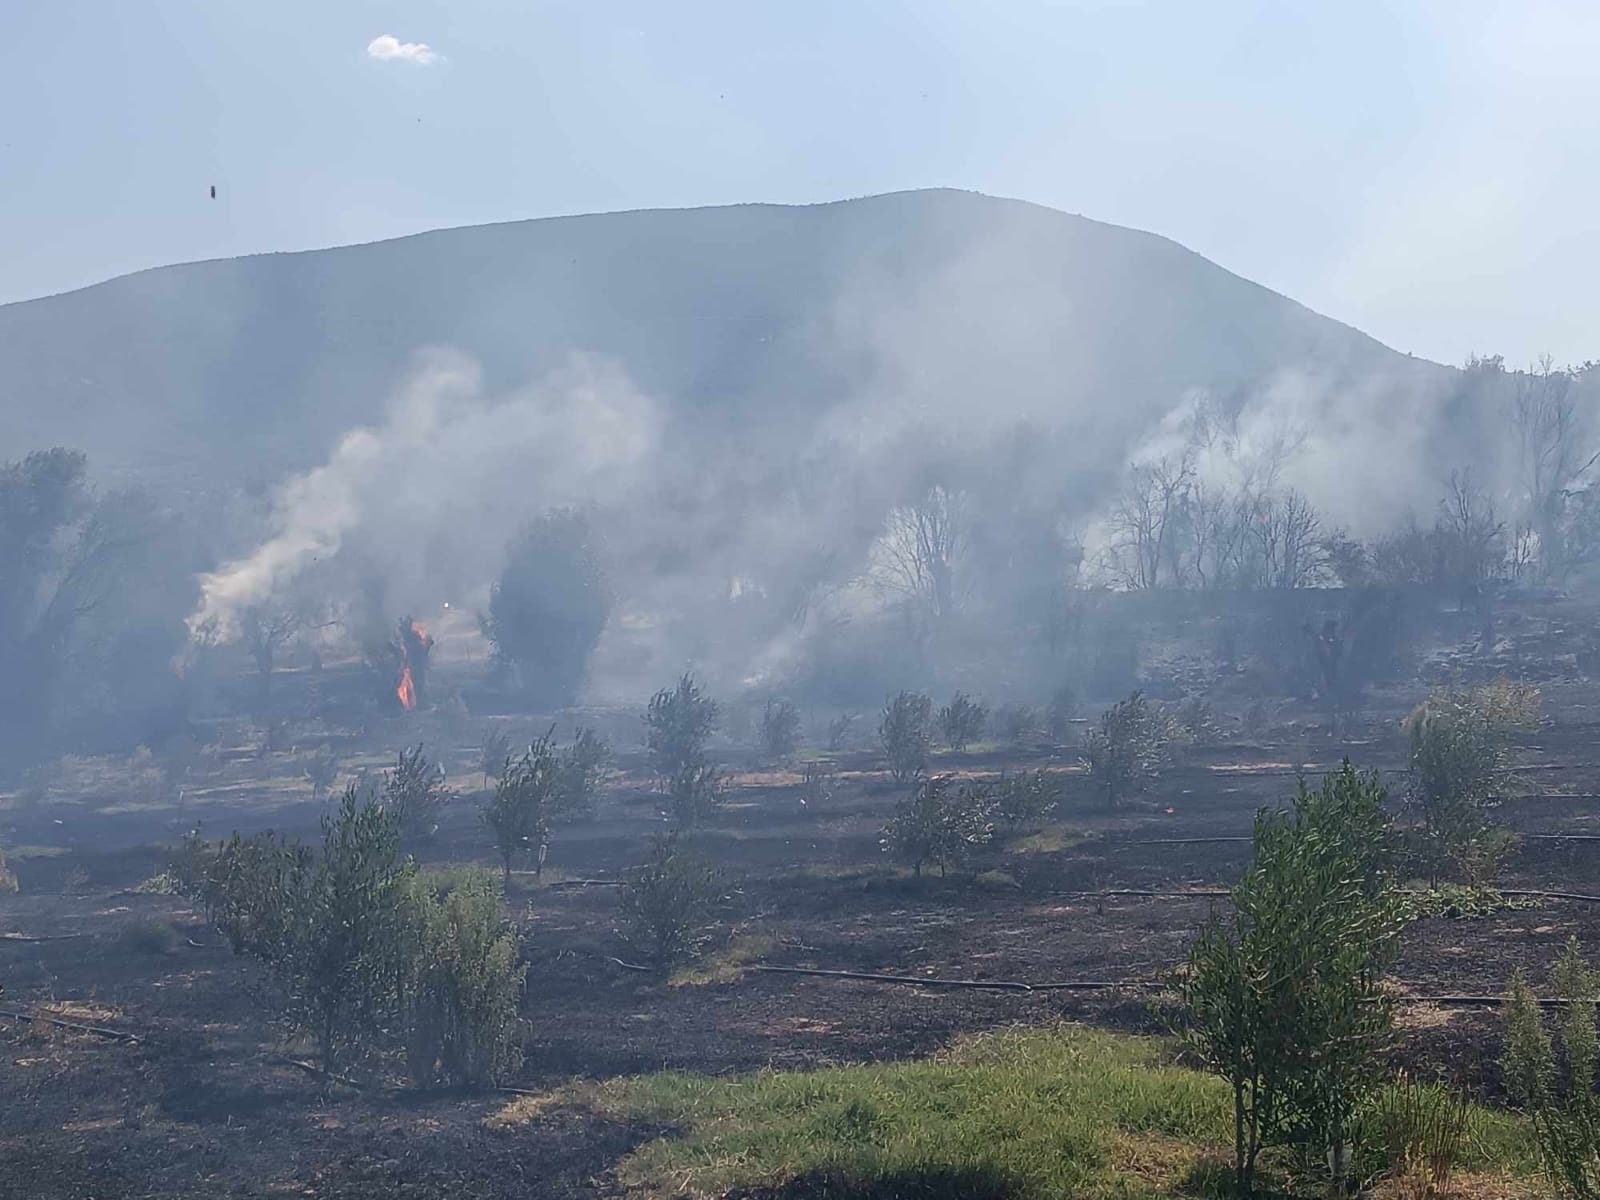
[366,34,439,65]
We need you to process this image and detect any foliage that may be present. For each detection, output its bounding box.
[481,508,610,707]
[479,726,512,789]
[879,690,932,784]
[555,725,610,820]
[994,704,1036,748]
[1406,679,1540,884]
[799,760,835,807]
[825,712,857,751]
[618,834,721,966]
[1046,684,1078,744]
[480,733,560,882]
[1082,691,1167,808]
[645,673,720,801]
[301,747,340,802]
[1183,762,1403,1194]
[759,699,802,762]
[1167,697,1219,746]
[382,744,448,842]
[992,769,1057,832]
[1502,939,1600,1199]
[935,691,988,752]
[547,1026,1534,1200]
[399,867,525,1088]
[1357,1075,1472,1200]
[880,775,995,877]
[664,757,725,830]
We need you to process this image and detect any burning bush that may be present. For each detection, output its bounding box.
[393,616,434,712]
[879,691,932,784]
[482,509,610,708]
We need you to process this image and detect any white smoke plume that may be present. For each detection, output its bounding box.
[190,349,659,641]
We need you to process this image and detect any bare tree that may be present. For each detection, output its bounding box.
[239,605,300,700]
[1511,357,1598,576]
[1109,455,1194,589]
[877,484,967,621]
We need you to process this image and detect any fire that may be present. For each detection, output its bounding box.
[394,616,434,712]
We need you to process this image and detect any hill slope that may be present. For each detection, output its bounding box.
[0,189,1443,486]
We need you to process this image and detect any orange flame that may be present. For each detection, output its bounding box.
[397,665,417,711]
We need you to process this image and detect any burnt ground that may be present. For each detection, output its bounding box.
[2,687,1600,1198]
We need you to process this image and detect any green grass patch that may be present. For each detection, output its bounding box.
[1006,825,1083,855]
[670,931,775,987]
[519,1026,1541,1200]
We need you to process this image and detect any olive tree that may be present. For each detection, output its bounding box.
[1082,691,1167,807]
[879,690,932,784]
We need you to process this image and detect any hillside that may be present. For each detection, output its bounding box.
[0,189,1445,487]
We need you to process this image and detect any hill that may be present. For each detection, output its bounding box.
[0,188,1445,488]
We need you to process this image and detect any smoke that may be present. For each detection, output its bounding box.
[190,349,660,640]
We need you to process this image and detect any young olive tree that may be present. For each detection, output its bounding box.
[936,691,988,752]
[617,833,721,966]
[992,769,1057,832]
[382,744,448,842]
[879,690,932,784]
[1185,763,1402,1195]
[1405,679,1539,885]
[760,699,802,762]
[880,775,995,878]
[645,673,723,829]
[480,735,560,883]
[1082,691,1167,808]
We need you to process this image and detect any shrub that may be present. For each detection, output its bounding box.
[481,508,610,707]
[480,734,560,882]
[1502,939,1600,1198]
[618,834,721,965]
[994,705,1036,749]
[936,691,988,752]
[1406,679,1540,884]
[1082,691,1167,808]
[1168,697,1219,746]
[1359,1075,1472,1200]
[1184,762,1402,1194]
[399,868,525,1088]
[302,747,340,802]
[1045,685,1078,745]
[826,712,858,751]
[993,770,1057,832]
[555,726,610,820]
[881,775,995,877]
[645,673,720,781]
[665,758,725,830]
[760,699,802,762]
[479,727,512,790]
[879,691,932,784]
[382,745,448,842]
[799,760,836,807]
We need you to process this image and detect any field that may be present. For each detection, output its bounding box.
[2,598,1599,1198]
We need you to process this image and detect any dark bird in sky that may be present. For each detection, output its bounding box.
[209,185,216,199]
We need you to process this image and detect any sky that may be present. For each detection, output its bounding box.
[2,1,1598,367]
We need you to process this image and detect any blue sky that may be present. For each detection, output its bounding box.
[3,1,1598,365]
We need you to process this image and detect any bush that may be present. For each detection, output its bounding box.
[994,705,1036,749]
[879,691,932,784]
[480,734,560,882]
[479,727,512,789]
[618,834,721,965]
[1406,679,1540,884]
[645,673,720,780]
[555,726,610,820]
[826,712,858,751]
[936,692,988,752]
[1082,691,1167,808]
[664,758,725,830]
[993,770,1057,832]
[881,775,995,878]
[302,747,340,802]
[1502,938,1600,1198]
[382,745,448,842]
[760,700,802,762]
[481,508,610,707]
[400,868,525,1088]
[1359,1075,1472,1200]
[1184,762,1402,1194]
[1045,685,1078,745]
[799,760,836,807]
